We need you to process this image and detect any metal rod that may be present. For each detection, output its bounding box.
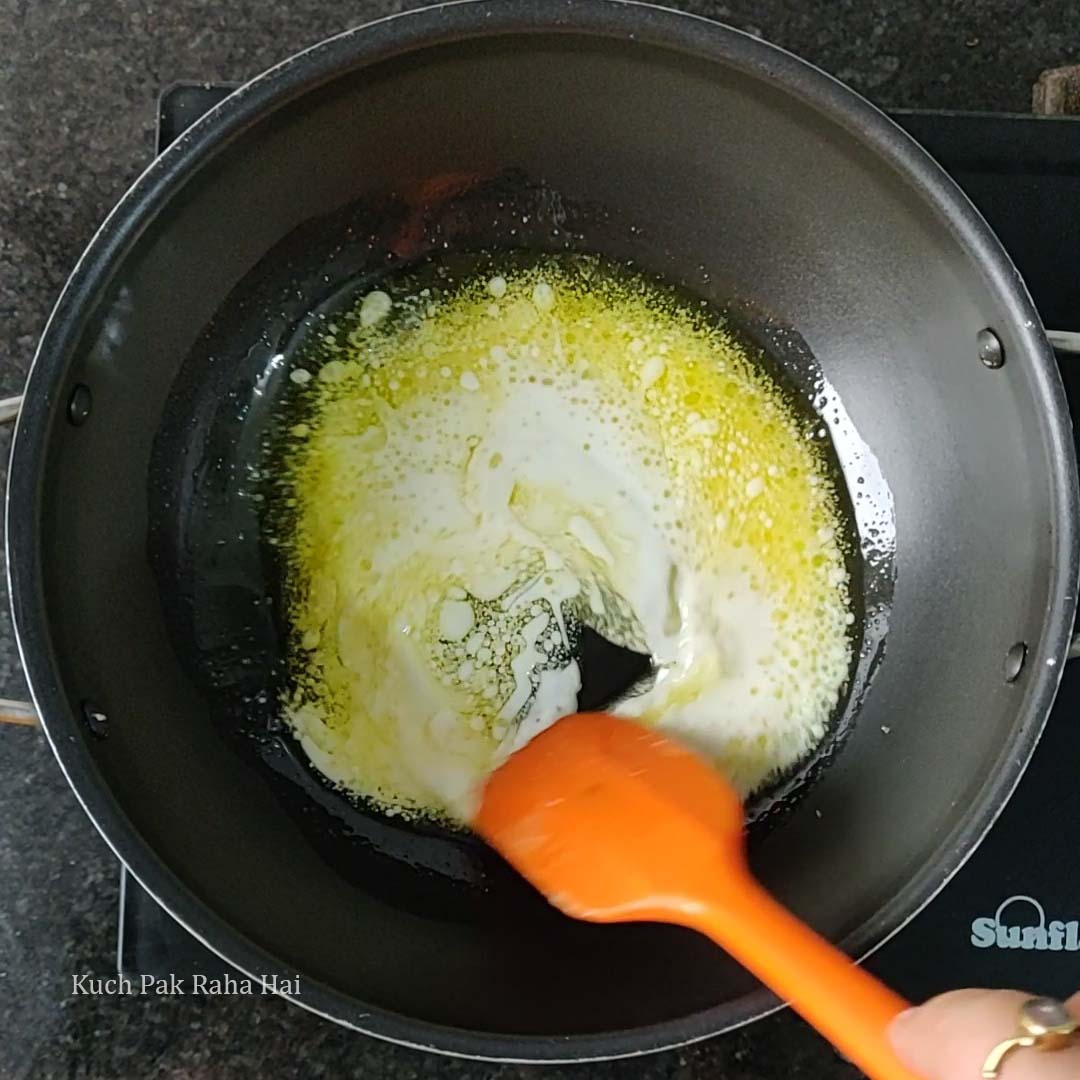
[1046,330,1080,355]
[0,395,22,425]
[0,698,38,727]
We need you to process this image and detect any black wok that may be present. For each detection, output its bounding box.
[8,0,1078,1062]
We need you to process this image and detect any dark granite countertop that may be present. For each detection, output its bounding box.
[1,2,1077,1077]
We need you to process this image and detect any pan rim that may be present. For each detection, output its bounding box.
[8,0,1079,1062]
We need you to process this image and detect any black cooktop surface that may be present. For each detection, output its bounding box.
[120,85,1080,1006]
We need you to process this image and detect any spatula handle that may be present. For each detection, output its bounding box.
[693,872,920,1080]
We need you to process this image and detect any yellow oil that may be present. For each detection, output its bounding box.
[271,256,853,821]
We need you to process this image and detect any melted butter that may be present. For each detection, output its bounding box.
[273,258,852,821]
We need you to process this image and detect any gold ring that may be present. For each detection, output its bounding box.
[982,997,1079,1077]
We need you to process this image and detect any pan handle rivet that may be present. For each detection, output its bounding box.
[81,700,108,739]
[67,384,92,426]
[977,328,1005,369]
[1004,642,1027,683]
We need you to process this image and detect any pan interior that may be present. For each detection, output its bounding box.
[150,210,879,918]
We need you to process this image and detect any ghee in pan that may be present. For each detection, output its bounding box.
[270,257,853,822]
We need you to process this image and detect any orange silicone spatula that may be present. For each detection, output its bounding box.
[474,712,919,1080]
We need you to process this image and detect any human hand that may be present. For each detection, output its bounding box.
[888,990,1080,1079]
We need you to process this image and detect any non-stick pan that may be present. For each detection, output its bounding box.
[7,0,1078,1062]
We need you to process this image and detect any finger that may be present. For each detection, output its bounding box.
[889,989,1080,1080]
